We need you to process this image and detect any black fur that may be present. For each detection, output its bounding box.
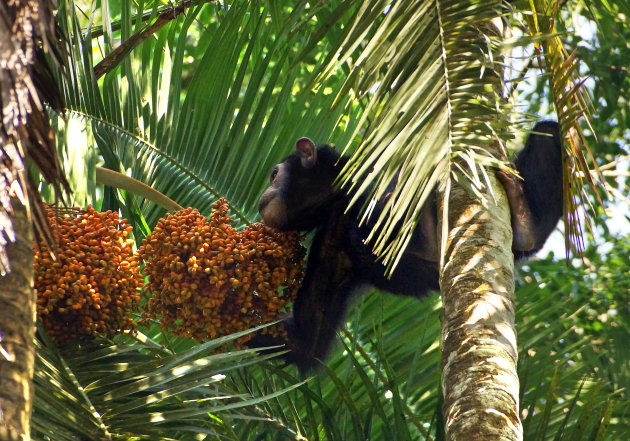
[510,121,563,259]
[253,122,563,370]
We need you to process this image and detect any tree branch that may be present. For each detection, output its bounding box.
[93,0,207,79]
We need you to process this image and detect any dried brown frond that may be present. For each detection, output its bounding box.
[521,0,603,258]
[0,0,70,275]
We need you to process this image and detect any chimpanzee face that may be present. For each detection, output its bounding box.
[258,138,342,231]
[258,161,292,229]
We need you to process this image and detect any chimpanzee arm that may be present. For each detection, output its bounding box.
[284,223,357,371]
[498,121,563,259]
[248,205,358,372]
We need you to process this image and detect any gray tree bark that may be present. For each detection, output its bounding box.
[439,169,522,441]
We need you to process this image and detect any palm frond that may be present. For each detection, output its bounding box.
[519,0,602,258]
[226,293,444,440]
[325,0,512,273]
[32,325,305,440]
[0,0,70,274]
[53,0,364,229]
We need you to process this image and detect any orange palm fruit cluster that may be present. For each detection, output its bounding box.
[138,199,305,345]
[34,205,142,344]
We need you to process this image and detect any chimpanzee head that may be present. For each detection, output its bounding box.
[258,138,346,231]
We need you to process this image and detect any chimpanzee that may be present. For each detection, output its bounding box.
[254,121,563,370]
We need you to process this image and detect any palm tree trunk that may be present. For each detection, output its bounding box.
[439,172,522,440]
[0,196,35,441]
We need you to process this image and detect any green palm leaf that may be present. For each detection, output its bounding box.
[33,325,305,440]
[323,0,512,272]
[55,0,364,229]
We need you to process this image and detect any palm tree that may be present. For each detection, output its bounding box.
[4,0,627,440]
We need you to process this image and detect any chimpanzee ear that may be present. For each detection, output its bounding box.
[296,137,317,169]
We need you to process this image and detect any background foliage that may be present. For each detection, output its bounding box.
[31,0,629,439]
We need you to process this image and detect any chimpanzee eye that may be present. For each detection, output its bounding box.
[270,166,279,183]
